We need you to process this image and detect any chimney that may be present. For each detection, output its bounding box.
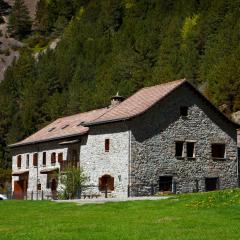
[110,92,125,106]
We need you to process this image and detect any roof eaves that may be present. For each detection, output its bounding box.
[8,130,88,149]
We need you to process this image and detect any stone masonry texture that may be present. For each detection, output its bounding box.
[129,83,238,195]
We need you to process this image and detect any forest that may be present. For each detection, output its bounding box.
[0,0,239,168]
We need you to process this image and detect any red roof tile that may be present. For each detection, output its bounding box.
[10,108,109,147]
[10,79,186,147]
[85,79,186,125]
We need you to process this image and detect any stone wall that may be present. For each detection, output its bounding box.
[129,83,238,195]
[12,140,69,199]
[80,122,130,197]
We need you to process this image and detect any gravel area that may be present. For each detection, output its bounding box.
[54,196,170,204]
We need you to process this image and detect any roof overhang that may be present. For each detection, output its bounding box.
[40,167,59,174]
[12,170,29,176]
[8,132,88,149]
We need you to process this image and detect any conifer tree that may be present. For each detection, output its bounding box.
[0,0,11,15]
[7,0,31,39]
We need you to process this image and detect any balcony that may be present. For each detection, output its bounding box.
[59,160,80,172]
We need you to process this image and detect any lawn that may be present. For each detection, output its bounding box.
[0,189,240,240]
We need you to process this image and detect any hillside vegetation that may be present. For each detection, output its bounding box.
[0,189,240,239]
[0,0,240,167]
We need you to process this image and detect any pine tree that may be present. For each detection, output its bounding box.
[7,0,31,39]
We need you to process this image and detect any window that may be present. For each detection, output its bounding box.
[212,144,226,159]
[99,175,114,191]
[175,141,184,157]
[42,152,46,166]
[105,139,110,152]
[61,124,69,129]
[48,127,56,132]
[26,154,29,169]
[17,155,21,168]
[51,152,56,165]
[180,106,188,117]
[58,153,63,163]
[186,142,195,158]
[33,153,38,167]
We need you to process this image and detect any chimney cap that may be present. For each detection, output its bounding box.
[110,92,125,106]
[111,92,125,101]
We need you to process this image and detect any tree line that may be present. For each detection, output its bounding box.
[0,0,239,168]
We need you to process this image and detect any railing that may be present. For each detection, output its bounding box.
[0,182,178,200]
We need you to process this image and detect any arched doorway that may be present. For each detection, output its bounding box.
[99,175,114,191]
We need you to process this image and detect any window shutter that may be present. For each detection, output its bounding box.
[17,155,21,168]
[110,177,114,191]
[51,153,56,164]
[33,153,38,167]
[58,153,63,163]
[105,139,110,152]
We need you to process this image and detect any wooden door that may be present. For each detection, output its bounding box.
[14,181,24,199]
[99,175,114,191]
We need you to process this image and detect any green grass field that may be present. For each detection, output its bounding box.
[1,189,240,240]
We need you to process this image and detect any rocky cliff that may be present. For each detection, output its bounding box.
[0,0,38,81]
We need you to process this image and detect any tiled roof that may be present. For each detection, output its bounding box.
[84,79,186,125]
[10,79,187,147]
[10,108,109,147]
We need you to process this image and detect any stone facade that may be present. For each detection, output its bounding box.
[129,83,238,195]
[12,141,68,199]
[80,122,130,197]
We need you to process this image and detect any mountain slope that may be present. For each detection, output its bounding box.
[0,0,239,167]
[4,0,38,18]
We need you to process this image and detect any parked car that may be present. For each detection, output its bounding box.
[0,194,7,200]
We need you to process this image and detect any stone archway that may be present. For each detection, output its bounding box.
[99,175,114,191]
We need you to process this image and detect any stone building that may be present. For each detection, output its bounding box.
[10,79,239,199]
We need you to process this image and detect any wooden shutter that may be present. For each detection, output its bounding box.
[42,152,46,166]
[109,177,114,191]
[17,155,21,168]
[33,153,38,167]
[105,139,110,152]
[58,153,63,163]
[51,153,56,164]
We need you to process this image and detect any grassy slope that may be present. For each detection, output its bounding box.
[0,189,240,240]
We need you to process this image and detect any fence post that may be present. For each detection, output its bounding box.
[31,191,33,200]
[105,185,108,198]
[41,190,44,200]
[127,185,130,198]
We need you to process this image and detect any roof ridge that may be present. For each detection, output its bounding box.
[140,78,186,91]
[56,107,108,120]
